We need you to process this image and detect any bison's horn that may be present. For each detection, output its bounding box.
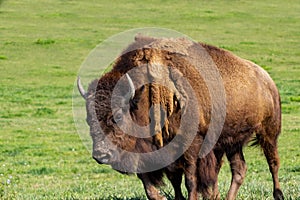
[125,73,135,99]
[77,76,87,100]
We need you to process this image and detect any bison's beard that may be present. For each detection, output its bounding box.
[107,135,188,174]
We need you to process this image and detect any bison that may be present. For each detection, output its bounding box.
[77,35,284,200]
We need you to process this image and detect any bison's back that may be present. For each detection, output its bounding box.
[202,43,281,146]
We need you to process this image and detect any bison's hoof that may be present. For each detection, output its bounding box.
[274,189,284,200]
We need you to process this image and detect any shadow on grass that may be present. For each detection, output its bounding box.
[102,198,173,200]
[101,192,174,200]
[102,198,143,200]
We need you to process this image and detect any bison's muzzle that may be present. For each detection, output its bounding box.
[93,153,112,164]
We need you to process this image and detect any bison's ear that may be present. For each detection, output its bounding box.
[130,99,138,110]
[129,85,146,111]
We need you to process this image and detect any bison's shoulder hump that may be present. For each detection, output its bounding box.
[146,37,194,56]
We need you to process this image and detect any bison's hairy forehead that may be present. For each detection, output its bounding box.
[94,93,112,121]
[90,71,128,118]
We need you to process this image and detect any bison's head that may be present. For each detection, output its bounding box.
[77,67,187,172]
[77,70,172,172]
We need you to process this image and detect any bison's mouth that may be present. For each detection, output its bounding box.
[93,156,132,175]
[93,155,111,165]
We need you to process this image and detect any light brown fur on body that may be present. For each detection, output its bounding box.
[81,35,283,200]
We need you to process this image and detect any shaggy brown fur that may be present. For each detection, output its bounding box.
[79,35,283,200]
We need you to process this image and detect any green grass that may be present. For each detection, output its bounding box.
[0,0,299,199]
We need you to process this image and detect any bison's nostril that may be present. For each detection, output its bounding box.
[93,153,111,164]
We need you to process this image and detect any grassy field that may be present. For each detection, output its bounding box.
[0,0,299,199]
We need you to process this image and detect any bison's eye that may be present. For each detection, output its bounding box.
[107,113,122,126]
[113,112,123,124]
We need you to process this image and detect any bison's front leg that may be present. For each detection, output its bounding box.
[138,173,167,200]
[184,163,198,200]
[184,145,201,199]
[184,135,203,200]
[166,167,186,200]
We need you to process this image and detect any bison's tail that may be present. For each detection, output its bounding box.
[250,134,261,147]
[197,150,217,197]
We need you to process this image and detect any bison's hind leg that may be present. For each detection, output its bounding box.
[225,146,247,200]
[255,123,284,200]
[259,138,284,200]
